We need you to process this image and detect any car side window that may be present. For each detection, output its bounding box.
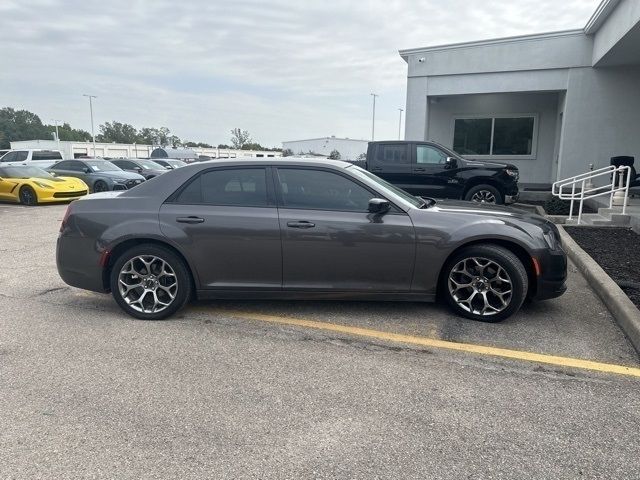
[1,152,17,162]
[15,151,28,161]
[114,160,133,169]
[175,168,268,207]
[374,144,409,165]
[416,145,447,165]
[69,161,86,172]
[277,168,373,212]
[53,161,72,170]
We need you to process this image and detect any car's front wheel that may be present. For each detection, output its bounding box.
[19,186,38,206]
[464,184,503,204]
[441,244,528,322]
[93,180,108,192]
[109,244,192,320]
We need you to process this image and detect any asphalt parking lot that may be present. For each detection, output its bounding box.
[1,203,640,479]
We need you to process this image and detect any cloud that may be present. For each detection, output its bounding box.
[0,0,600,146]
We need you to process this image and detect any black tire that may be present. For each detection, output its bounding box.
[93,180,108,193]
[19,186,38,206]
[464,184,503,204]
[109,244,192,320]
[441,244,528,323]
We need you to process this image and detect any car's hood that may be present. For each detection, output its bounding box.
[27,176,86,189]
[426,198,548,228]
[460,159,517,170]
[100,170,146,180]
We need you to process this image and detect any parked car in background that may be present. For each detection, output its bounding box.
[48,159,146,193]
[0,149,64,169]
[110,159,168,179]
[152,159,187,170]
[359,141,519,205]
[0,165,88,205]
[56,158,566,322]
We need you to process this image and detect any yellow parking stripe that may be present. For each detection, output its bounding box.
[207,309,640,379]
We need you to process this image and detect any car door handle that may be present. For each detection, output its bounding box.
[176,216,204,224]
[287,221,315,229]
[414,167,426,172]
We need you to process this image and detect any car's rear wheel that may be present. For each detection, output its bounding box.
[464,184,503,204]
[19,186,38,206]
[441,244,527,322]
[93,180,108,192]
[109,244,192,320]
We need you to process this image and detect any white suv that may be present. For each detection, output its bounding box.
[0,149,64,168]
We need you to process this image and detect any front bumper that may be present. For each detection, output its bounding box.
[531,247,568,300]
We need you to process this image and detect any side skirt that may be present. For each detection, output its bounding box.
[196,289,435,302]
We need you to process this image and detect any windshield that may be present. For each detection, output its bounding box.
[0,166,54,179]
[136,159,165,169]
[347,165,426,208]
[85,160,121,172]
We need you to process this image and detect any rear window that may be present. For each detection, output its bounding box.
[32,151,62,161]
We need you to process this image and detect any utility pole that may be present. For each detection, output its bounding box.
[398,108,404,140]
[370,93,378,141]
[52,119,62,152]
[83,94,97,157]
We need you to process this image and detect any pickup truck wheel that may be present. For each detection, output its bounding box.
[464,185,503,204]
[442,244,528,323]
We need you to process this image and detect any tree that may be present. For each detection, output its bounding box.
[328,149,341,160]
[96,121,139,144]
[137,127,166,145]
[282,148,294,157]
[217,144,231,149]
[47,122,92,142]
[0,107,49,148]
[230,128,251,149]
[355,152,366,160]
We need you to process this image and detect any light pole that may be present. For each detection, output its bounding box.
[398,108,404,140]
[83,94,97,157]
[370,93,378,141]
[52,119,62,152]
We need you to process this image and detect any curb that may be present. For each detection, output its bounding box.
[557,225,640,354]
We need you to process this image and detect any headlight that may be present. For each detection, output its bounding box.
[34,181,53,189]
[505,169,519,179]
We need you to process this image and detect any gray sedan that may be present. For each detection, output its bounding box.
[56,159,567,322]
[48,159,146,192]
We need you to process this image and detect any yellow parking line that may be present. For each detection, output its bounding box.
[204,309,640,379]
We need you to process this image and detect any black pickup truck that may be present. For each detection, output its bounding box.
[357,141,519,204]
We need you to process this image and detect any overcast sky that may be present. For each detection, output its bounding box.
[1,0,600,147]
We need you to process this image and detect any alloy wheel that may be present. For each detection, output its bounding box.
[471,190,496,204]
[20,188,36,205]
[448,256,512,316]
[118,255,178,313]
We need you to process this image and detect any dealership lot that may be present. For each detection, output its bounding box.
[1,204,640,478]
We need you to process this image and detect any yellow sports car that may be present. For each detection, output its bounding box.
[0,165,89,205]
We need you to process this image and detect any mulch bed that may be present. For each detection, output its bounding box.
[564,227,640,309]
[523,199,597,214]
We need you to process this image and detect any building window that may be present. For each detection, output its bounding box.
[453,115,536,157]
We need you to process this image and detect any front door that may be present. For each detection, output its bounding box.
[412,144,462,199]
[274,167,415,291]
[159,167,282,289]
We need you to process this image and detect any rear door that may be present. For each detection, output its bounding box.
[159,166,282,289]
[367,143,413,191]
[274,167,415,291]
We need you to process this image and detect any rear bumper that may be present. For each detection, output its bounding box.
[531,247,567,300]
[56,235,109,293]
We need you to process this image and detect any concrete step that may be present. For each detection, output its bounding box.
[565,212,630,226]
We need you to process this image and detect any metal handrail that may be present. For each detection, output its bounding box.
[551,165,631,224]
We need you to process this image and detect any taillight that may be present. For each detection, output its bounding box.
[60,204,72,232]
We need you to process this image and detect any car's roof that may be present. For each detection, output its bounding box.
[194,157,353,169]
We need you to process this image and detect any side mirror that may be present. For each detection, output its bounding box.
[445,157,457,169]
[135,167,143,172]
[368,198,391,214]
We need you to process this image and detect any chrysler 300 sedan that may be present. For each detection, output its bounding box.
[56,159,567,322]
